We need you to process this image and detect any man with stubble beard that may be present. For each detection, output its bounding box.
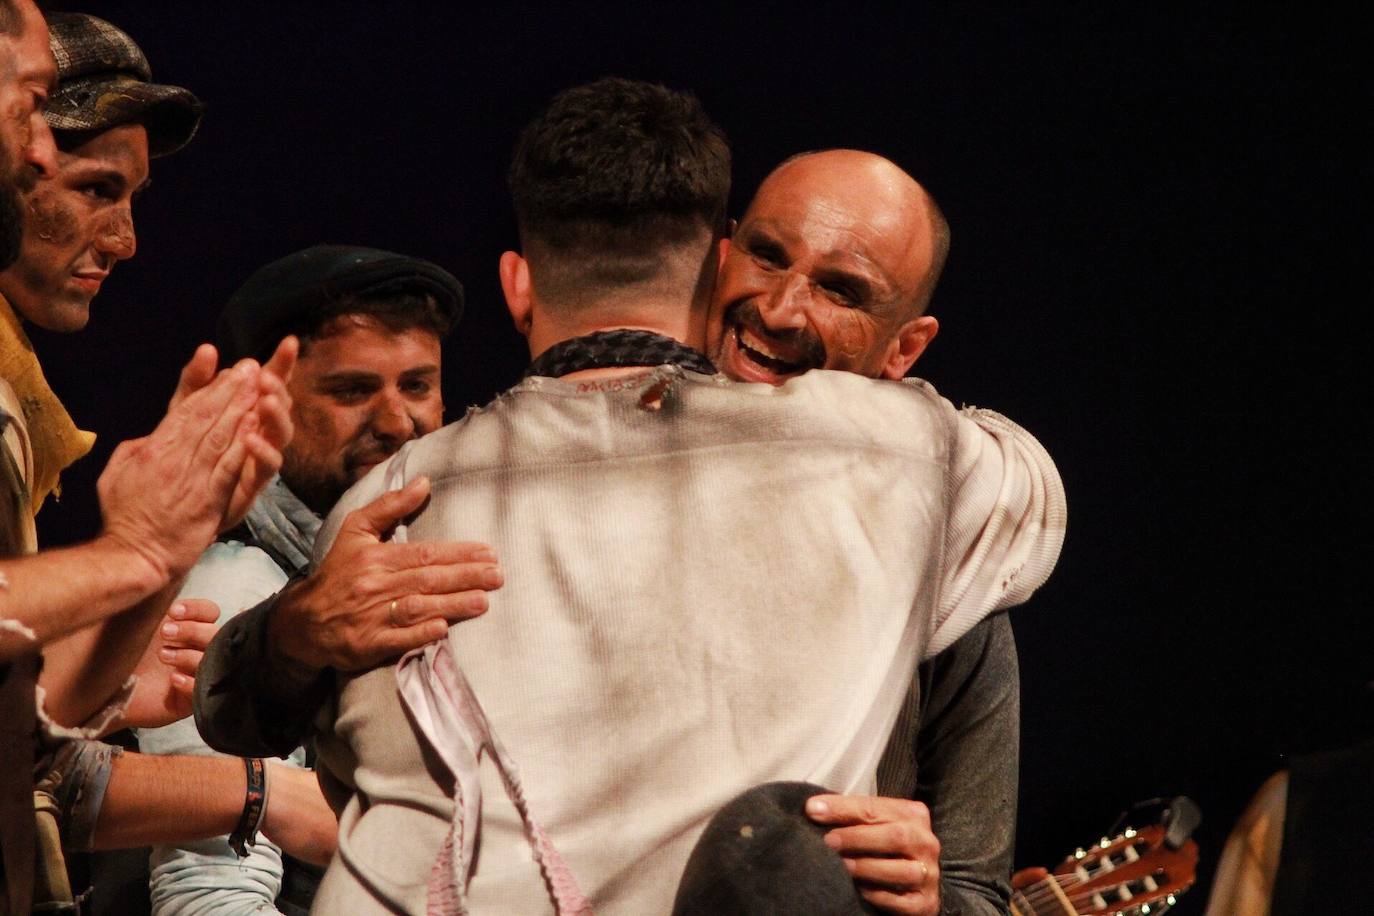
[144,245,502,916]
[0,0,57,273]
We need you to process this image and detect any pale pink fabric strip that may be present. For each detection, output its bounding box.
[396,642,593,915]
[385,451,591,915]
[396,642,484,914]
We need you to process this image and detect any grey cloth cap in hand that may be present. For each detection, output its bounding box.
[674,782,880,916]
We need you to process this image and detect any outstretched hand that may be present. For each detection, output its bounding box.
[121,599,221,729]
[269,476,503,672]
[806,794,942,916]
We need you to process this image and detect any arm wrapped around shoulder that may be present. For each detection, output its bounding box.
[927,406,1066,658]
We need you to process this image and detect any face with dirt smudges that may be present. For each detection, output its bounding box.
[281,314,445,514]
[708,150,939,385]
[0,122,147,331]
[0,0,59,267]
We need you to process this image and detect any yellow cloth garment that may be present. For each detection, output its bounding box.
[0,295,95,513]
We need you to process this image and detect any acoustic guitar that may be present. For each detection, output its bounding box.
[1009,800,1199,916]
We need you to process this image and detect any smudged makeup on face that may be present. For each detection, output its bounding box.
[280,317,445,514]
[0,122,148,332]
[0,2,59,266]
[25,185,80,244]
[707,153,938,386]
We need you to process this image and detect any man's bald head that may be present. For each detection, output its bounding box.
[759,150,949,316]
[710,149,947,384]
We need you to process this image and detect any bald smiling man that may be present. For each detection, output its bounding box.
[711,150,945,384]
[191,92,1048,914]
[707,150,1020,916]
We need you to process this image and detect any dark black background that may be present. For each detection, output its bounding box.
[29,3,1371,911]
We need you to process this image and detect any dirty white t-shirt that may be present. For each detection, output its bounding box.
[311,369,1066,915]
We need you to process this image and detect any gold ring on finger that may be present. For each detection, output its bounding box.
[389,599,400,627]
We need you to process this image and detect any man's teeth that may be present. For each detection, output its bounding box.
[736,327,801,372]
[739,327,784,361]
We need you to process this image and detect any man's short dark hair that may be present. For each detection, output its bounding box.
[508,77,731,307]
[915,188,950,315]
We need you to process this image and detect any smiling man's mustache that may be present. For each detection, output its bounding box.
[343,437,406,476]
[726,303,826,371]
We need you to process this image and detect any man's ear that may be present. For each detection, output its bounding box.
[879,315,939,380]
[716,236,732,275]
[499,251,533,337]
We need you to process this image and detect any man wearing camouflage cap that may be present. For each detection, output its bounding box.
[0,10,202,335]
[1,14,308,914]
[1,7,207,723]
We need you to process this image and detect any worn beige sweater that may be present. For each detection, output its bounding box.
[311,369,1066,915]
[0,296,94,514]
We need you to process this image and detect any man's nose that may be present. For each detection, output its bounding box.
[757,272,810,331]
[95,209,137,260]
[370,390,417,443]
[23,114,58,179]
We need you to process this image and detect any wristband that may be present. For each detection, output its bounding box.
[228,757,270,857]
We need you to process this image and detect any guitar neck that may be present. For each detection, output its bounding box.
[1009,876,1075,916]
[1008,824,1198,916]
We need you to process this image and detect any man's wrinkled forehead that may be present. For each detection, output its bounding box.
[741,153,932,300]
[739,212,895,300]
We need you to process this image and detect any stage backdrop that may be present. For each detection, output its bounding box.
[33,4,1369,911]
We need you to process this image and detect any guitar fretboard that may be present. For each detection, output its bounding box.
[1009,874,1076,916]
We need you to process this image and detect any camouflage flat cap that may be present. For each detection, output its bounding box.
[44,12,203,157]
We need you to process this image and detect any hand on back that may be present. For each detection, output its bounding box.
[270,476,502,673]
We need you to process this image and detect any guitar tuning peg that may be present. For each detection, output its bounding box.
[1099,837,1111,848]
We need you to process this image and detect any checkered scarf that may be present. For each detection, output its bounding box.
[525,329,715,379]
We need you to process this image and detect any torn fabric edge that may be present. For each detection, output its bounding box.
[1,614,38,643]
[35,674,137,740]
